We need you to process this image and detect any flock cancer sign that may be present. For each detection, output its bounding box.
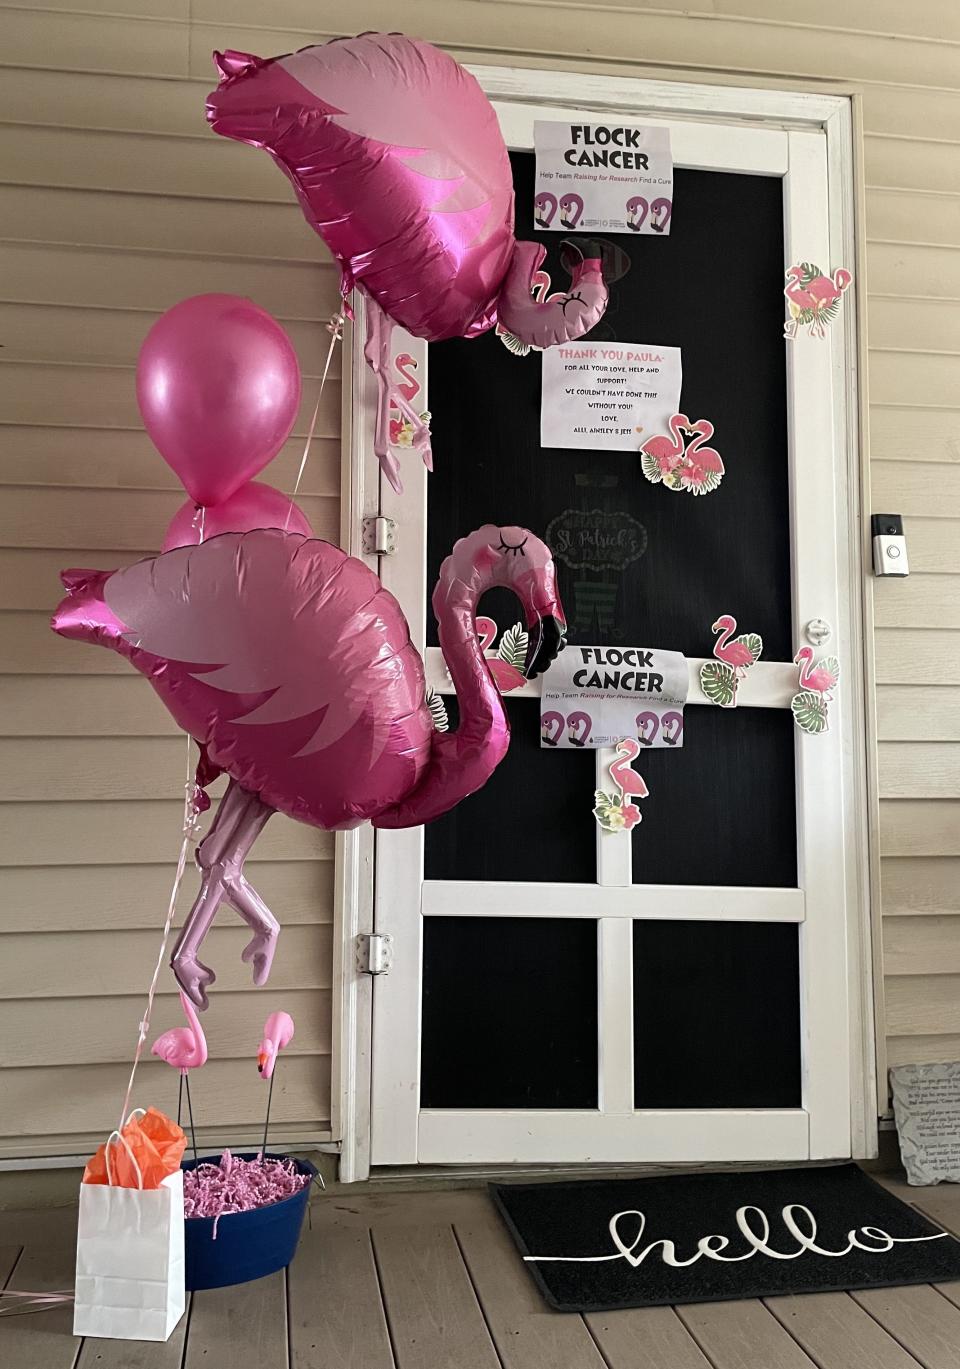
[541,645,689,750]
[534,120,673,235]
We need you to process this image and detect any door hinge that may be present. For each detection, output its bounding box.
[357,932,393,976]
[362,516,397,556]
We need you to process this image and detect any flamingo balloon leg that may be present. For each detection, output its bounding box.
[171,779,278,1010]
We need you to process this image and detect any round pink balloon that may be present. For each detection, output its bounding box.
[161,480,312,552]
[137,294,301,508]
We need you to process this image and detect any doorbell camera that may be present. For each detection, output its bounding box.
[872,514,909,577]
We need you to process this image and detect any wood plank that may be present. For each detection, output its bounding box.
[887,1033,960,1066]
[872,463,960,520]
[878,743,960,798]
[453,1206,608,1368]
[877,686,960,740]
[1,1054,330,1137]
[5,0,188,18]
[184,1269,287,1369]
[765,1290,922,1369]
[850,1284,960,1369]
[0,924,332,999]
[0,675,182,735]
[0,362,340,439]
[675,1298,817,1368]
[0,65,210,135]
[865,137,960,197]
[879,801,960,857]
[0,859,333,931]
[0,799,333,865]
[288,1227,395,1369]
[883,915,960,975]
[0,987,331,1068]
[870,297,960,352]
[372,1224,501,1369]
[901,520,960,573]
[886,974,960,1034]
[0,1243,79,1367]
[585,1304,713,1369]
[869,352,960,411]
[881,857,960,914]
[0,429,339,497]
[3,8,187,76]
[0,183,326,264]
[76,1298,191,1369]
[188,5,960,87]
[866,190,960,249]
[876,631,960,685]
[871,410,960,467]
[869,243,960,301]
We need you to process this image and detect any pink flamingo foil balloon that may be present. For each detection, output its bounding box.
[257,1010,294,1079]
[52,526,566,1008]
[206,35,608,492]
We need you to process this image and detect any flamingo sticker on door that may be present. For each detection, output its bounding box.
[640,412,725,496]
[593,738,650,833]
[783,263,852,340]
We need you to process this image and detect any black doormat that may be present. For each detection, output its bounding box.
[491,1163,960,1312]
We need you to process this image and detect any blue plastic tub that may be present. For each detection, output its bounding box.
[181,1152,316,1290]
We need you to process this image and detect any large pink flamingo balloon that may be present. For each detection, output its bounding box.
[52,526,565,1007]
[206,35,609,491]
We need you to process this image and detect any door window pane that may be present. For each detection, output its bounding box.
[421,916,599,1108]
[633,920,802,1108]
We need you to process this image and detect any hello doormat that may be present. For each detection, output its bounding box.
[491,1163,960,1312]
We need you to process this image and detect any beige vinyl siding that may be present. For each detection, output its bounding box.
[1,0,957,1155]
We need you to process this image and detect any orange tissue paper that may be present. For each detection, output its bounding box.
[83,1107,187,1189]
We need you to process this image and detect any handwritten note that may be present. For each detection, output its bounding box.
[541,342,682,452]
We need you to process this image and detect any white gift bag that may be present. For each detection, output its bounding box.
[73,1120,185,1342]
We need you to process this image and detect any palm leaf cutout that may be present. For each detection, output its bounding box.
[733,632,763,667]
[686,468,724,496]
[497,622,528,671]
[497,330,532,357]
[593,790,622,832]
[426,687,449,733]
[700,660,738,707]
[819,655,841,687]
[641,452,665,484]
[791,690,830,734]
[797,262,823,287]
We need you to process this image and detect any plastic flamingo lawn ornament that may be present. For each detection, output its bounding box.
[791,646,841,735]
[594,738,649,833]
[151,990,207,1159]
[784,263,852,339]
[206,35,608,492]
[257,1009,295,1157]
[699,614,763,709]
[53,526,565,1009]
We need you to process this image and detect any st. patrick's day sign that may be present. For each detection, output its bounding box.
[541,645,688,750]
[541,342,682,451]
[534,120,673,235]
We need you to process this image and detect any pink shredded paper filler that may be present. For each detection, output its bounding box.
[183,1150,310,1238]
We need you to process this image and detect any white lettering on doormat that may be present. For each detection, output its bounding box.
[524,1204,948,1268]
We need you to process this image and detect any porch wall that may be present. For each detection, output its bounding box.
[1,0,957,1157]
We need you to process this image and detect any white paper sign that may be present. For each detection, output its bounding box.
[890,1061,960,1186]
[541,644,688,750]
[541,342,682,452]
[534,120,673,235]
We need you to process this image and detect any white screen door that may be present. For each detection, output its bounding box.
[354,76,869,1169]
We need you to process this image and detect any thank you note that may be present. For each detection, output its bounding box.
[541,342,682,452]
[534,121,673,235]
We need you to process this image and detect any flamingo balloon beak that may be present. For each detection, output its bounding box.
[524,616,566,679]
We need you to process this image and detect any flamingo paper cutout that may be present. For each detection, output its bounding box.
[559,193,584,228]
[534,191,558,228]
[626,195,649,231]
[495,267,568,357]
[700,614,763,709]
[475,615,527,693]
[784,263,851,339]
[650,197,672,234]
[393,353,421,403]
[791,646,841,734]
[661,710,684,746]
[641,414,725,495]
[567,710,592,747]
[541,710,565,747]
[635,710,660,746]
[53,525,565,1008]
[594,738,649,833]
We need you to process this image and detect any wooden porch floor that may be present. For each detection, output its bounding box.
[3,1171,960,1368]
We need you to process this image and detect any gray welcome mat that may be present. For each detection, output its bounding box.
[492,1163,960,1312]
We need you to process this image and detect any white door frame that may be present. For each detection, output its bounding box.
[333,66,877,1181]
